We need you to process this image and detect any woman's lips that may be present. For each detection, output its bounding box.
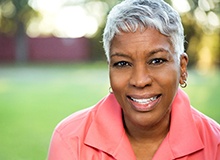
[127,94,161,112]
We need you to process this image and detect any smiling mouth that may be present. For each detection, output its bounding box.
[128,95,160,104]
[127,94,161,111]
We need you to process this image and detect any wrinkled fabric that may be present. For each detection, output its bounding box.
[48,89,220,160]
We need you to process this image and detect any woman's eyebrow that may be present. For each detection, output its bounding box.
[110,53,131,59]
[110,48,171,59]
[149,48,170,55]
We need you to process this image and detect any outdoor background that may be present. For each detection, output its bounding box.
[0,0,219,159]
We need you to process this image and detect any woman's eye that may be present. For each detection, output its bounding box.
[113,61,130,67]
[150,58,167,65]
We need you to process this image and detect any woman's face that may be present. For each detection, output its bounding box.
[109,28,188,128]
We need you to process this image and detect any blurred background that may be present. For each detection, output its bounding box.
[0,0,219,159]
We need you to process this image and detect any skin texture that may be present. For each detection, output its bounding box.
[109,28,188,159]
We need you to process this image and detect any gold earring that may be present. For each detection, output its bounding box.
[180,80,187,88]
[109,87,113,94]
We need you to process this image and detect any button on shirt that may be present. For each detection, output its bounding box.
[48,89,220,160]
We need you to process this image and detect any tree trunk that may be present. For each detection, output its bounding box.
[15,21,28,63]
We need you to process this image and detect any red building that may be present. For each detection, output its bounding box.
[0,35,90,63]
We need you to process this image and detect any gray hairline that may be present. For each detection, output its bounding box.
[103,0,185,63]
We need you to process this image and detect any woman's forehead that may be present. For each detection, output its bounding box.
[111,28,174,53]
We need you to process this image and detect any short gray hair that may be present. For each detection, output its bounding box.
[103,0,185,62]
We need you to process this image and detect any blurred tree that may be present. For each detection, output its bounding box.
[172,0,220,71]
[88,0,123,60]
[63,0,122,60]
[0,0,38,62]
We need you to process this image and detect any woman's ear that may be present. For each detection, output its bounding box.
[179,53,189,84]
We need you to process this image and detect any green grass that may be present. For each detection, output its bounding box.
[0,63,219,160]
[184,69,220,122]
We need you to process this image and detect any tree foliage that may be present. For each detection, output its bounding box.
[0,0,38,35]
[174,0,220,69]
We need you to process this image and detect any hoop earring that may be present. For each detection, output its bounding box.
[109,87,113,94]
[180,80,187,88]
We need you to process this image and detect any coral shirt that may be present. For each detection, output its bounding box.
[48,89,220,160]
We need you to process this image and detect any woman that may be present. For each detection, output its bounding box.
[48,0,220,159]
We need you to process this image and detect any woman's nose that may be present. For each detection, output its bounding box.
[129,66,152,88]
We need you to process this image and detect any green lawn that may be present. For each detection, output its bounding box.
[0,63,219,160]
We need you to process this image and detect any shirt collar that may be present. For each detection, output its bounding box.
[154,89,204,159]
[84,94,136,159]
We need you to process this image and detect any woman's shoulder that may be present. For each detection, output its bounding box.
[191,106,220,140]
[54,105,98,135]
[53,94,113,137]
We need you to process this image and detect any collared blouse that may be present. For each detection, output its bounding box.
[48,89,220,160]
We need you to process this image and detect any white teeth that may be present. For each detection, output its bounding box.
[130,96,157,104]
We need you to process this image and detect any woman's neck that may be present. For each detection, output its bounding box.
[123,110,171,143]
[123,111,171,160]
